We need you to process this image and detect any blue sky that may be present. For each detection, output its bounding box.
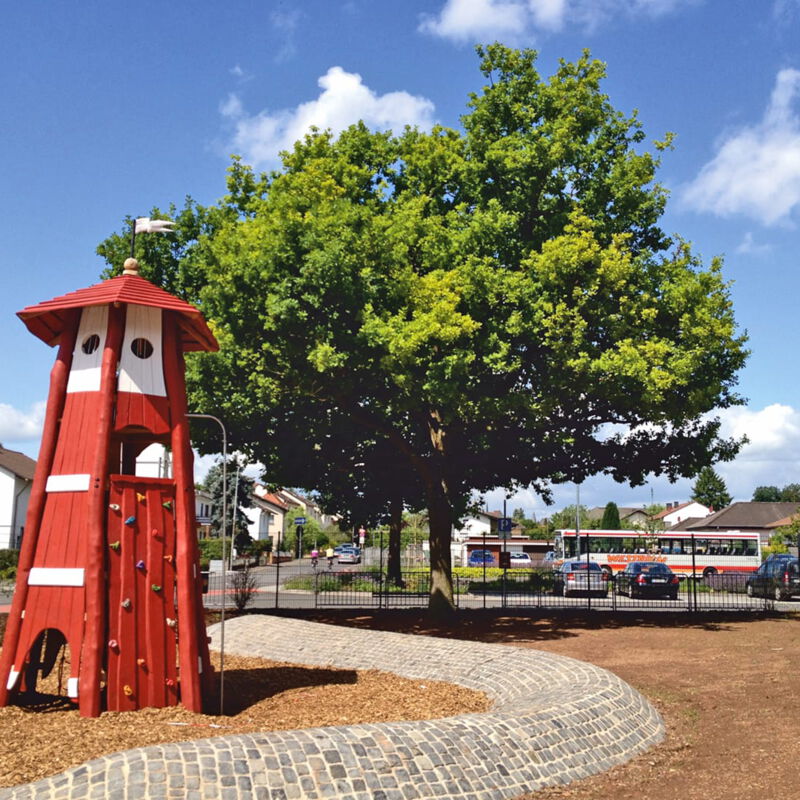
[2,0,800,519]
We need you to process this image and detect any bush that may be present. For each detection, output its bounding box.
[198,538,224,568]
[0,549,19,581]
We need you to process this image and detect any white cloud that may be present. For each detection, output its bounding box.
[0,401,46,443]
[419,0,529,42]
[419,0,696,42]
[735,232,771,256]
[221,67,436,167]
[271,9,302,63]
[683,69,800,226]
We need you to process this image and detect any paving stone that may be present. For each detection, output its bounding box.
[0,616,664,800]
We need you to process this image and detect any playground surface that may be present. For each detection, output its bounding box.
[0,609,798,799]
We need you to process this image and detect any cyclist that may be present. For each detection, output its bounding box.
[326,546,335,569]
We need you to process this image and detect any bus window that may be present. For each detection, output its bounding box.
[671,540,683,555]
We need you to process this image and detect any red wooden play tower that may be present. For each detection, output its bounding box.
[0,257,218,717]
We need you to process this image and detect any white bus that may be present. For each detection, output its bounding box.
[554,529,762,579]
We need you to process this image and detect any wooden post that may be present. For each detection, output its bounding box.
[80,304,125,717]
[0,314,77,706]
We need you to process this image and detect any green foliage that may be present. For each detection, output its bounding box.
[0,549,19,581]
[600,502,622,529]
[752,485,781,502]
[753,483,800,502]
[201,456,255,538]
[198,538,224,564]
[763,531,790,560]
[691,466,732,511]
[549,505,595,530]
[98,45,748,613]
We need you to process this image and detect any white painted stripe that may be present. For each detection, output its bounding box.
[67,677,79,698]
[28,567,85,587]
[6,670,19,691]
[118,304,166,396]
[67,306,108,394]
[46,474,91,492]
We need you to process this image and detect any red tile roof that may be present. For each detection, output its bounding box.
[18,274,218,352]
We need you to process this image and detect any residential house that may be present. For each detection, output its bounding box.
[275,488,339,529]
[586,506,649,528]
[686,502,800,548]
[0,444,36,549]
[654,500,712,529]
[195,487,214,538]
[245,486,291,549]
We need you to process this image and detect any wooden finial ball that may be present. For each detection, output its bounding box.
[123,257,140,276]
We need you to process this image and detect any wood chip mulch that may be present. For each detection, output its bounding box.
[0,645,489,789]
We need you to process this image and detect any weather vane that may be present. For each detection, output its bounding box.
[129,217,176,259]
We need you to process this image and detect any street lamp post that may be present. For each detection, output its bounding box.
[186,413,227,717]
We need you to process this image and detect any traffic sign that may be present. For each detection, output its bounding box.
[497,517,513,535]
[294,516,306,525]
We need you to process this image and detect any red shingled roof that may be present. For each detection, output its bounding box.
[17,274,218,352]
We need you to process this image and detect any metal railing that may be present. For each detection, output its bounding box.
[200,560,788,614]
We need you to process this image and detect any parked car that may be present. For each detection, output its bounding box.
[746,557,800,600]
[553,560,608,597]
[616,561,680,600]
[508,552,533,568]
[468,549,495,567]
[337,546,361,565]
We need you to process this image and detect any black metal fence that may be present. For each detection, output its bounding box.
[203,561,790,613]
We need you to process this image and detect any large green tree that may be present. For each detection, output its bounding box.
[100,45,748,614]
[691,466,732,511]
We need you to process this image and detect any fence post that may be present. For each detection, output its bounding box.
[689,534,697,613]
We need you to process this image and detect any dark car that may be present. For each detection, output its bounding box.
[468,549,495,567]
[746,557,800,601]
[553,560,608,597]
[616,561,680,600]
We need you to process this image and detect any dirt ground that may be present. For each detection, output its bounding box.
[301,608,800,800]
[1,609,799,799]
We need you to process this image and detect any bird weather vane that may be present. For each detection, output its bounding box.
[129,216,176,258]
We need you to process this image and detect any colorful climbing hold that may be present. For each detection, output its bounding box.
[165,617,177,628]
[137,658,146,667]
[162,500,172,511]
[151,584,162,592]
[123,685,133,696]
[124,515,136,526]
[151,528,159,537]
[109,503,120,511]
[121,598,131,609]
[136,560,145,570]
[163,554,173,563]
[109,540,121,551]
[136,492,146,503]
[108,639,118,649]
[165,678,175,687]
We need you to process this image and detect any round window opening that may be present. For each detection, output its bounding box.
[131,338,154,359]
[81,334,100,355]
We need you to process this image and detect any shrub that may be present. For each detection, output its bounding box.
[0,549,19,581]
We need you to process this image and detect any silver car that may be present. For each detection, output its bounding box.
[554,560,608,597]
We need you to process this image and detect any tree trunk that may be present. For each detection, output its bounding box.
[422,411,457,616]
[386,493,404,587]
[426,483,455,616]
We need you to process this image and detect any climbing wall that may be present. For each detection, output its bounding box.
[105,475,178,711]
